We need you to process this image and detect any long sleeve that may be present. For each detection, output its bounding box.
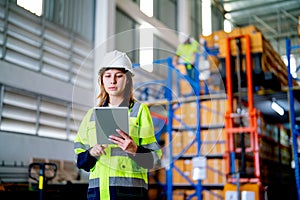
[76,150,98,172]
[74,108,97,172]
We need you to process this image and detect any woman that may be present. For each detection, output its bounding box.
[74,50,162,200]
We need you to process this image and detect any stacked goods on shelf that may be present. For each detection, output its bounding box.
[200,100,227,187]
[151,98,227,199]
[200,29,229,50]
[262,39,288,86]
[173,102,198,129]
[218,25,263,57]
[200,100,226,155]
[256,113,292,184]
[201,25,291,88]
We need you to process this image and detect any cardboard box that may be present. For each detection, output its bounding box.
[212,30,229,48]
[173,189,185,200]
[241,25,261,35]
[179,78,193,95]
[162,131,183,155]
[182,131,197,155]
[201,129,226,155]
[202,159,226,185]
[200,100,226,126]
[200,30,228,49]
[200,34,215,48]
[203,190,224,200]
[173,160,186,184]
[218,32,264,57]
[229,27,242,37]
[173,102,198,126]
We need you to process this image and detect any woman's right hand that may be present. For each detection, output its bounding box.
[89,144,108,157]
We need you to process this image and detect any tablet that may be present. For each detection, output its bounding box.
[94,107,129,144]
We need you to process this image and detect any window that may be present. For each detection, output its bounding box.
[202,0,212,36]
[17,0,43,16]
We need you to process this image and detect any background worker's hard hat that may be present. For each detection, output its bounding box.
[98,50,134,76]
[179,34,190,43]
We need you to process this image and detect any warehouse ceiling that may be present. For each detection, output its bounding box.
[215,0,300,42]
[212,0,300,124]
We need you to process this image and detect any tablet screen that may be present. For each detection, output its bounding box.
[94,107,129,144]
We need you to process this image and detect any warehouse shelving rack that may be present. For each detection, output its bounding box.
[286,38,300,200]
[134,51,227,200]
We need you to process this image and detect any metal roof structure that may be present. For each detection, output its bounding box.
[214,0,300,54]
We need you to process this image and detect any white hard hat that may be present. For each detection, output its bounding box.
[98,50,134,76]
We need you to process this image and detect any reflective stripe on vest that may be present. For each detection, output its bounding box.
[110,141,160,157]
[88,177,147,189]
[110,176,147,188]
[74,142,90,151]
[130,101,140,118]
[111,147,128,157]
[89,178,99,188]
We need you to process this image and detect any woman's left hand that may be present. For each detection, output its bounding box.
[109,129,138,155]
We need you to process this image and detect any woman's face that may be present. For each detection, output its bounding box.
[102,69,127,97]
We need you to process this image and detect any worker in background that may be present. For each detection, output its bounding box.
[172,36,199,82]
[74,50,162,200]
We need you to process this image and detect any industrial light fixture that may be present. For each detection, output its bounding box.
[271,98,284,116]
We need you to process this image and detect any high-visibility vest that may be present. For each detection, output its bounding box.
[176,40,199,67]
[74,102,162,199]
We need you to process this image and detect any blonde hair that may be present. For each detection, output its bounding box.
[97,69,134,107]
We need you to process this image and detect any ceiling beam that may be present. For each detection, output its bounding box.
[281,9,298,24]
[226,0,300,18]
[224,0,287,13]
[253,15,278,35]
[267,32,299,40]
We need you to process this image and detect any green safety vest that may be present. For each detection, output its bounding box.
[74,102,162,199]
[176,40,199,69]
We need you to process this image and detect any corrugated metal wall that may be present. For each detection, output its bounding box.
[0,0,94,141]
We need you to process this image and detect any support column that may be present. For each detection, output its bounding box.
[177,0,190,42]
[94,0,116,97]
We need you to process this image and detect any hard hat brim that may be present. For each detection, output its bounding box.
[98,67,135,76]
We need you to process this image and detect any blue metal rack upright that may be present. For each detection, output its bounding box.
[286,38,300,200]
[162,55,202,200]
[134,50,225,199]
